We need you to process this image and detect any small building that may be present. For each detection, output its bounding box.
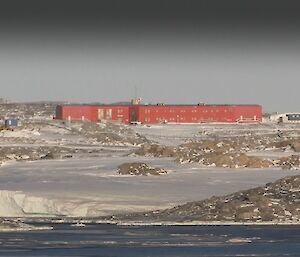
[5,118,19,128]
[278,113,300,123]
[269,113,300,123]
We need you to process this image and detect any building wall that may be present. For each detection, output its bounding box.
[56,104,262,124]
[57,105,95,122]
[136,105,262,124]
[56,105,131,124]
[232,105,262,122]
[91,105,130,124]
[270,113,300,123]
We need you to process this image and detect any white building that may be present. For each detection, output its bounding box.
[270,113,300,123]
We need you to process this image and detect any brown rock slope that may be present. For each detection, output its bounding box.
[114,176,300,223]
[117,163,167,176]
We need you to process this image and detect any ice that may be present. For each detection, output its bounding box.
[0,121,299,218]
[0,190,60,217]
[0,156,299,217]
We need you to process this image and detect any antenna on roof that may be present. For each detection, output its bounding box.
[131,85,142,105]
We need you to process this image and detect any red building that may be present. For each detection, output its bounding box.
[56,105,130,124]
[56,103,262,124]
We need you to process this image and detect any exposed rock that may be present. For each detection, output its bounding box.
[134,143,176,158]
[0,145,107,164]
[292,142,300,152]
[0,102,57,121]
[279,155,300,170]
[74,122,149,146]
[113,175,300,223]
[0,219,52,231]
[117,163,168,176]
[176,142,273,168]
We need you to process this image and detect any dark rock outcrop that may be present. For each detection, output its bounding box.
[113,176,300,223]
[117,163,168,176]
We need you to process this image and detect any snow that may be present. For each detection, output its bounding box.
[132,123,300,145]
[0,129,41,139]
[0,190,60,217]
[0,156,299,217]
[0,122,299,218]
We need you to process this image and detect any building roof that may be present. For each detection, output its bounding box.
[58,104,261,107]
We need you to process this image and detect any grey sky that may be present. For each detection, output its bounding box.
[0,1,299,113]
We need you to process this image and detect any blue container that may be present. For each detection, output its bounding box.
[5,119,19,128]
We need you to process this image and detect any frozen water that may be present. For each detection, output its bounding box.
[0,155,299,217]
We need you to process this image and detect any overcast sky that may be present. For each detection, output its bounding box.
[0,0,299,113]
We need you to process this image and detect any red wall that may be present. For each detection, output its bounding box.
[56,104,262,124]
[136,105,262,124]
[58,105,96,122]
[233,105,262,122]
[91,105,130,124]
[56,105,131,124]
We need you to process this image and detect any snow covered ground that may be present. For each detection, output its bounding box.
[0,156,299,217]
[0,121,299,218]
[132,123,300,145]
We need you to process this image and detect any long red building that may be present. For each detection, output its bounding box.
[56,103,262,124]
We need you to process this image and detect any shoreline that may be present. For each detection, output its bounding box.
[8,217,300,227]
[114,221,300,226]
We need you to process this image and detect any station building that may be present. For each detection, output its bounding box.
[56,100,262,124]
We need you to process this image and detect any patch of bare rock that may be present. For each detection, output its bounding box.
[134,143,176,158]
[117,162,168,176]
[112,175,300,223]
[134,140,273,168]
[292,142,300,152]
[279,155,300,170]
[0,102,57,120]
[0,218,52,231]
[0,145,104,166]
[73,122,149,146]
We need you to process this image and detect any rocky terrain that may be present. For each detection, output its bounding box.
[117,162,168,176]
[72,121,149,146]
[292,142,300,152]
[279,155,300,170]
[175,140,274,168]
[0,103,151,167]
[111,175,300,224]
[0,218,52,232]
[133,143,176,158]
[0,102,57,121]
[0,102,299,221]
[133,136,300,169]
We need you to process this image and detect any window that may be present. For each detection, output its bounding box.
[106,109,112,120]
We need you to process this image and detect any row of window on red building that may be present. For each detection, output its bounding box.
[55,104,262,124]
